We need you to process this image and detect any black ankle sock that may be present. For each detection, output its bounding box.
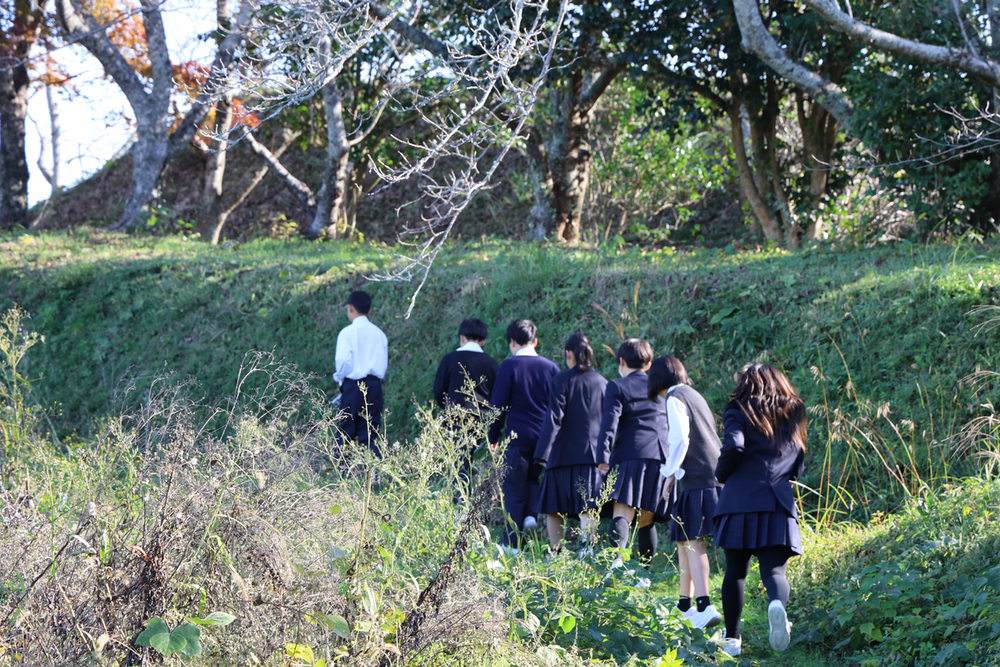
[608,517,629,549]
[636,525,658,562]
[677,596,691,612]
[696,595,711,612]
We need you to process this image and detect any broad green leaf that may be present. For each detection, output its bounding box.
[136,617,170,646]
[558,614,576,634]
[329,505,342,514]
[173,624,202,657]
[203,611,236,626]
[150,631,188,656]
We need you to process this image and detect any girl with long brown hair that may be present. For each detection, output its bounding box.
[714,363,807,658]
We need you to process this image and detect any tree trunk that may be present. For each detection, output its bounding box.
[45,85,63,196]
[198,95,233,243]
[795,88,839,240]
[548,76,591,244]
[305,78,352,239]
[727,102,783,243]
[524,126,555,240]
[0,63,30,229]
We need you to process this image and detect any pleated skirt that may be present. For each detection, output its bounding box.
[714,510,802,555]
[536,464,606,517]
[610,458,669,517]
[668,486,720,542]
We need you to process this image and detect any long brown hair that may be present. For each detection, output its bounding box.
[730,363,807,451]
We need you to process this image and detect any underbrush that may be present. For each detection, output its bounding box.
[0,311,730,666]
[791,477,1000,667]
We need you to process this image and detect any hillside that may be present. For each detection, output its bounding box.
[2,232,999,522]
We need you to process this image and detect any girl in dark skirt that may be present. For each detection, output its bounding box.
[648,356,723,630]
[714,364,807,658]
[530,334,609,550]
[597,339,669,565]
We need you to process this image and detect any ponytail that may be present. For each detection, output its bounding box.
[565,333,594,372]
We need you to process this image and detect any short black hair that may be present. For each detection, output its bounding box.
[647,355,692,400]
[347,290,372,315]
[505,319,537,346]
[617,338,653,370]
[458,318,489,342]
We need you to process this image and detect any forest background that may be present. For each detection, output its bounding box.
[4,1,1000,666]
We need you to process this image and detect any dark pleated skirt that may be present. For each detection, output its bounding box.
[536,464,606,517]
[610,459,669,517]
[668,486,720,542]
[714,510,802,554]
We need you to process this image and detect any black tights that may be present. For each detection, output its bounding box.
[721,546,793,640]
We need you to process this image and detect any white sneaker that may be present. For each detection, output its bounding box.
[719,636,742,657]
[689,604,723,629]
[768,599,792,652]
[497,544,521,557]
[522,516,539,531]
[675,604,695,621]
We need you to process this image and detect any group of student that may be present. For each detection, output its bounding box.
[332,292,807,658]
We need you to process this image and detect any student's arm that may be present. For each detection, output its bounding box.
[597,381,624,456]
[790,445,806,481]
[715,407,746,483]
[433,356,450,409]
[533,375,566,465]
[661,395,690,479]
[488,362,513,445]
[333,328,353,386]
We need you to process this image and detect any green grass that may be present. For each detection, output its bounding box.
[3,230,1000,521]
[4,230,1000,665]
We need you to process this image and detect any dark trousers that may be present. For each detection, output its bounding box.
[721,546,794,640]
[500,445,541,547]
[336,376,384,457]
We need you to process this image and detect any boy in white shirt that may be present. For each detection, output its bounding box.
[334,290,388,455]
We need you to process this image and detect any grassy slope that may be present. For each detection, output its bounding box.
[3,232,1000,665]
[2,232,999,514]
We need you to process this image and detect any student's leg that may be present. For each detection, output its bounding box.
[547,514,565,550]
[721,548,754,640]
[500,451,530,547]
[677,541,692,600]
[357,378,384,457]
[335,380,360,448]
[687,539,711,598]
[579,511,598,547]
[636,511,658,562]
[755,547,793,607]
[609,503,636,550]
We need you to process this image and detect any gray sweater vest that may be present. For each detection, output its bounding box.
[668,385,722,492]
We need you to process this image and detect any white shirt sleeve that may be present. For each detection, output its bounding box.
[659,394,689,481]
[333,327,353,385]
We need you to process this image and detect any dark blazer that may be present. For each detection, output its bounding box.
[714,402,806,518]
[433,350,500,412]
[533,367,609,468]
[488,354,561,450]
[598,371,669,465]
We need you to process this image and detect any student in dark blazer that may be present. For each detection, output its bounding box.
[530,333,609,551]
[649,355,723,629]
[714,363,807,659]
[433,318,500,502]
[489,320,560,553]
[597,338,669,565]
[433,318,500,414]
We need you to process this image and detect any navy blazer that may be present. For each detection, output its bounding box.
[488,355,561,450]
[533,367,609,468]
[433,350,500,412]
[598,371,669,465]
[714,402,806,518]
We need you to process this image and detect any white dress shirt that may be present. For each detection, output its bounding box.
[334,315,388,385]
[457,341,484,353]
[513,346,538,357]
[659,385,689,482]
